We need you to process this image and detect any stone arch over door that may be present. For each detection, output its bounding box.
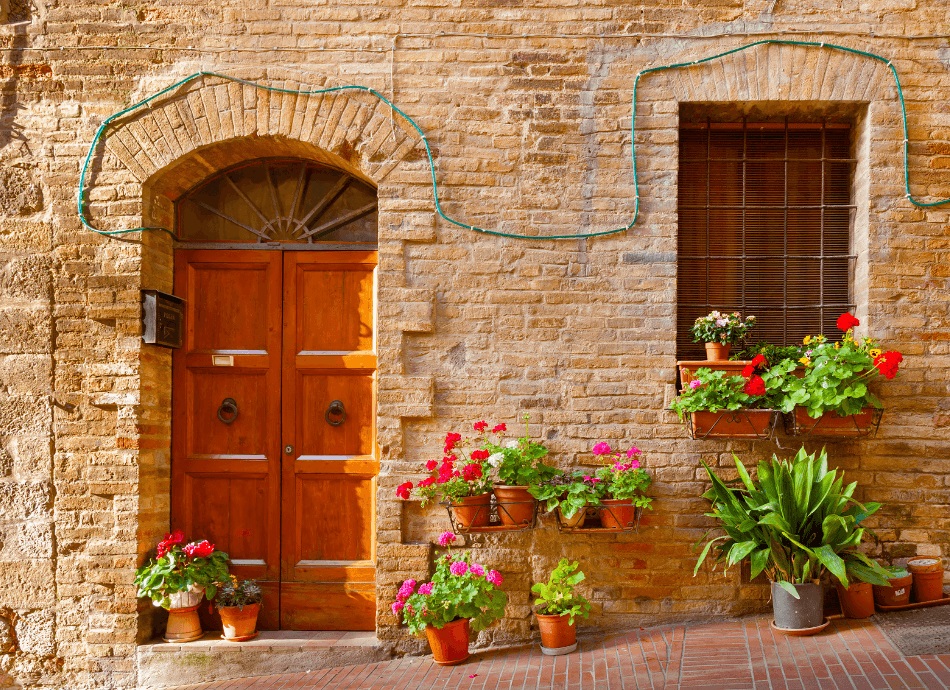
[75,76,440,641]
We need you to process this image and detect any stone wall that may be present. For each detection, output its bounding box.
[0,0,948,687]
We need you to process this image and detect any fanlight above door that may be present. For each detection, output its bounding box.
[177,159,378,244]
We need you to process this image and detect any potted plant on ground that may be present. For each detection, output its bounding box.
[396,426,495,528]
[531,559,591,655]
[134,531,231,642]
[872,565,913,607]
[484,415,558,526]
[592,443,653,529]
[670,356,795,439]
[691,310,756,361]
[392,531,508,665]
[778,313,903,437]
[215,577,263,641]
[529,471,603,528]
[695,447,891,634]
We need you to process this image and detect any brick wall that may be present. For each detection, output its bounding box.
[0,1,948,687]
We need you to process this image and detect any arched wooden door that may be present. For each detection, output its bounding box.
[170,160,378,630]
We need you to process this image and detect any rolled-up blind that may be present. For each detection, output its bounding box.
[677,120,855,360]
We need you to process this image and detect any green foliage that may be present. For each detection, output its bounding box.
[396,553,508,636]
[670,362,795,418]
[485,414,558,487]
[215,578,263,610]
[736,342,804,366]
[691,311,756,345]
[595,463,653,506]
[528,471,603,518]
[531,559,592,625]
[694,447,892,596]
[134,545,231,609]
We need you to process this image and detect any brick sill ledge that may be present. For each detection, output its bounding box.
[141,629,379,653]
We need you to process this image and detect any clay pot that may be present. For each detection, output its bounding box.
[599,499,637,530]
[535,612,577,655]
[163,587,205,643]
[834,581,875,619]
[873,572,913,607]
[425,618,470,665]
[557,506,586,529]
[793,407,879,437]
[704,342,731,361]
[689,409,776,439]
[908,558,945,603]
[493,485,536,526]
[219,603,261,641]
[451,493,492,528]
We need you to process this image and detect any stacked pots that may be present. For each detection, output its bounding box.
[908,558,945,603]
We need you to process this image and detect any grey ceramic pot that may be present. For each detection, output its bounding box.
[771,581,823,630]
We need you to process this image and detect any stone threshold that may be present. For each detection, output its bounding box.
[137,631,392,689]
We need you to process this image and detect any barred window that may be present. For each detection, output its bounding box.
[677,119,856,360]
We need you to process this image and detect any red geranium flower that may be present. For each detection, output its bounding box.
[444,432,462,453]
[462,463,483,481]
[743,375,766,397]
[183,540,215,559]
[473,421,488,432]
[437,462,454,483]
[418,477,435,488]
[836,313,860,332]
[491,423,506,433]
[425,459,437,471]
[396,481,413,499]
[741,364,755,378]
[873,351,903,379]
[750,354,767,368]
[470,449,489,461]
[156,529,185,557]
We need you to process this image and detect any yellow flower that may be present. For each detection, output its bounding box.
[803,335,812,345]
[834,342,841,350]
[799,356,811,366]
[869,348,882,358]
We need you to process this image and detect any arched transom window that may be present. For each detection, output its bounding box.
[177,159,378,244]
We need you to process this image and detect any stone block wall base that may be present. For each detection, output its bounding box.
[136,631,392,689]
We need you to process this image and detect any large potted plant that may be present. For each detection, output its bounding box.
[529,471,603,528]
[396,427,495,528]
[215,578,263,641]
[591,443,653,529]
[778,313,903,436]
[484,415,558,526]
[691,310,756,361]
[670,356,795,439]
[531,559,591,655]
[392,531,508,665]
[695,447,891,634]
[134,531,231,642]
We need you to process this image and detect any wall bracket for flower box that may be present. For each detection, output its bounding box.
[686,409,780,440]
[553,505,643,534]
[441,497,538,534]
[783,407,883,438]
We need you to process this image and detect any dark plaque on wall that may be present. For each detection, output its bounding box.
[141,290,184,348]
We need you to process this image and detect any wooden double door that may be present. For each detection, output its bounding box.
[171,249,378,630]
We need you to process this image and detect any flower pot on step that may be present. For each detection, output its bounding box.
[163,587,205,642]
[834,581,875,619]
[219,603,261,641]
[535,612,577,655]
[425,618,470,665]
[908,558,945,603]
[493,485,536,526]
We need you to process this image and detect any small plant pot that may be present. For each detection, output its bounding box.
[163,587,205,642]
[873,573,913,607]
[535,612,577,655]
[907,558,945,603]
[493,485,536,526]
[599,499,636,529]
[425,618,470,666]
[771,581,824,631]
[451,493,492,529]
[834,581,875,619]
[219,603,261,641]
[557,507,586,529]
[704,342,731,361]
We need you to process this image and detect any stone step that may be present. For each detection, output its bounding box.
[136,631,393,689]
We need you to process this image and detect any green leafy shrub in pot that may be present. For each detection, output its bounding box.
[134,530,231,608]
[670,360,795,418]
[484,414,558,487]
[215,578,263,610]
[529,471,603,519]
[531,559,592,625]
[691,310,756,346]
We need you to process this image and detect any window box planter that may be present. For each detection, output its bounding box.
[677,360,752,386]
[784,407,883,438]
[686,409,779,440]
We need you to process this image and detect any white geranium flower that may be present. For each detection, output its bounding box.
[487,452,504,468]
[505,440,519,449]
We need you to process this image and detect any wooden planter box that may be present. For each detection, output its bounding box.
[785,407,883,438]
[687,409,779,440]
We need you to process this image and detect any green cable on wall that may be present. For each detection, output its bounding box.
[77,39,950,242]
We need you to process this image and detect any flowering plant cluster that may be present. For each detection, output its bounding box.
[392,531,508,635]
[592,443,653,508]
[669,356,795,418]
[528,471,603,519]
[691,311,756,345]
[779,313,903,417]
[133,530,231,609]
[396,417,556,504]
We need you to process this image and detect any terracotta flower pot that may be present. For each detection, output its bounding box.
[873,573,913,607]
[163,587,205,642]
[704,342,731,361]
[599,499,636,530]
[689,409,776,439]
[425,618,470,665]
[557,506,586,528]
[493,485,536,526]
[535,612,577,655]
[834,581,875,619]
[908,558,945,603]
[219,603,261,641]
[792,407,879,437]
[451,492,492,528]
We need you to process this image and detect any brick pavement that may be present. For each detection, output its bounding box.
[163,614,950,689]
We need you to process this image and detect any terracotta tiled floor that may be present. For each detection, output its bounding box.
[165,615,950,689]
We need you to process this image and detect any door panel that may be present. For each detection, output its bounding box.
[281,252,378,630]
[172,250,283,630]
